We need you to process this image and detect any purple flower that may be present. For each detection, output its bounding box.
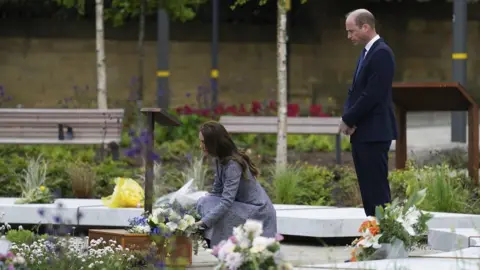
[151,227,161,235]
[185,153,192,163]
[53,216,62,224]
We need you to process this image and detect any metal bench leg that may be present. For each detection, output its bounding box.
[335,134,342,165]
[108,142,120,161]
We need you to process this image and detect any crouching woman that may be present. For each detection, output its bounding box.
[195,121,277,248]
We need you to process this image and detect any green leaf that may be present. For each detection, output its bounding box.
[403,188,427,215]
[375,205,384,221]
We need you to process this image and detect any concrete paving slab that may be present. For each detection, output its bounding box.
[429,228,480,251]
[188,244,443,269]
[298,256,480,270]
[2,200,480,243]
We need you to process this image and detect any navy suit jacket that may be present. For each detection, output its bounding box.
[342,38,398,143]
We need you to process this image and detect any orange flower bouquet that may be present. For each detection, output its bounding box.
[349,189,433,262]
[349,217,382,261]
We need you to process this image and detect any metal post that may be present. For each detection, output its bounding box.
[211,0,219,109]
[157,9,170,109]
[451,0,468,142]
[144,112,154,214]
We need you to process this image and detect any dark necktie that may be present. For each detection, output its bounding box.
[354,48,367,81]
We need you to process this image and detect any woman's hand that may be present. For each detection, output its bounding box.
[195,220,204,227]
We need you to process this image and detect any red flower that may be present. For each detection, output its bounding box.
[251,101,262,114]
[239,104,247,114]
[287,103,300,117]
[214,104,225,115]
[309,104,323,117]
[268,100,277,111]
[182,105,193,115]
[226,105,238,115]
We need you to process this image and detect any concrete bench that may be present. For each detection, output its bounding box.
[219,116,343,164]
[0,108,124,148]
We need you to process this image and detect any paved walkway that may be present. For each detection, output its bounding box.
[188,242,442,269]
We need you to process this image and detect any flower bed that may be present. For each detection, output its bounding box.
[349,189,433,261]
[9,236,147,269]
[0,247,27,270]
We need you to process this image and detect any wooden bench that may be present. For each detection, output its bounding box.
[0,108,124,156]
[219,116,343,164]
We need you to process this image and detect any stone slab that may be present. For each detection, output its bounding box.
[428,228,480,251]
[420,247,480,259]
[298,256,480,270]
[276,207,480,238]
[1,199,479,241]
[300,247,480,270]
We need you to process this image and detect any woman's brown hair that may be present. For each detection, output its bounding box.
[200,120,259,178]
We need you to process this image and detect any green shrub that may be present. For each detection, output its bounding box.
[259,163,336,206]
[389,163,477,213]
[5,229,48,245]
[330,165,362,207]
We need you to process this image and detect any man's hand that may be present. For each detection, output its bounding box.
[339,121,356,136]
[339,121,350,135]
[346,126,356,135]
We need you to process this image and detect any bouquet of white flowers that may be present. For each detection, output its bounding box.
[213,220,293,270]
[349,189,433,262]
[127,201,205,255]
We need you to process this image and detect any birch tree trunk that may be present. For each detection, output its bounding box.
[95,0,108,109]
[275,0,288,172]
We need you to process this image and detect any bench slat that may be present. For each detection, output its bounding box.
[0,122,122,128]
[0,119,122,124]
[0,131,121,136]
[220,116,341,126]
[220,116,341,135]
[0,127,121,133]
[222,124,339,134]
[0,138,121,144]
[0,109,125,145]
[0,108,124,114]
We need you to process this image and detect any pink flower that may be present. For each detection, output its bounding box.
[211,240,226,257]
[228,236,237,244]
[275,233,284,241]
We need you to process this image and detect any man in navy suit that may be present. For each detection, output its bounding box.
[340,9,398,217]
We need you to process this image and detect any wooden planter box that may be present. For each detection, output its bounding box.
[88,229,193,266]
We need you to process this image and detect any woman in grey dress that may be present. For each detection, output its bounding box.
[195,121,277,248]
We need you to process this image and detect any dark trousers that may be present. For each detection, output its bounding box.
[351,141,392,217]
[205,238,211,248]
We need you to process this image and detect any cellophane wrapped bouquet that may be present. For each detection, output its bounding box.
[349,188,433,261]
[127,201,205,254]
[212,220,293,270]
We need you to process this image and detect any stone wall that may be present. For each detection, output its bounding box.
[0,1,479,108]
